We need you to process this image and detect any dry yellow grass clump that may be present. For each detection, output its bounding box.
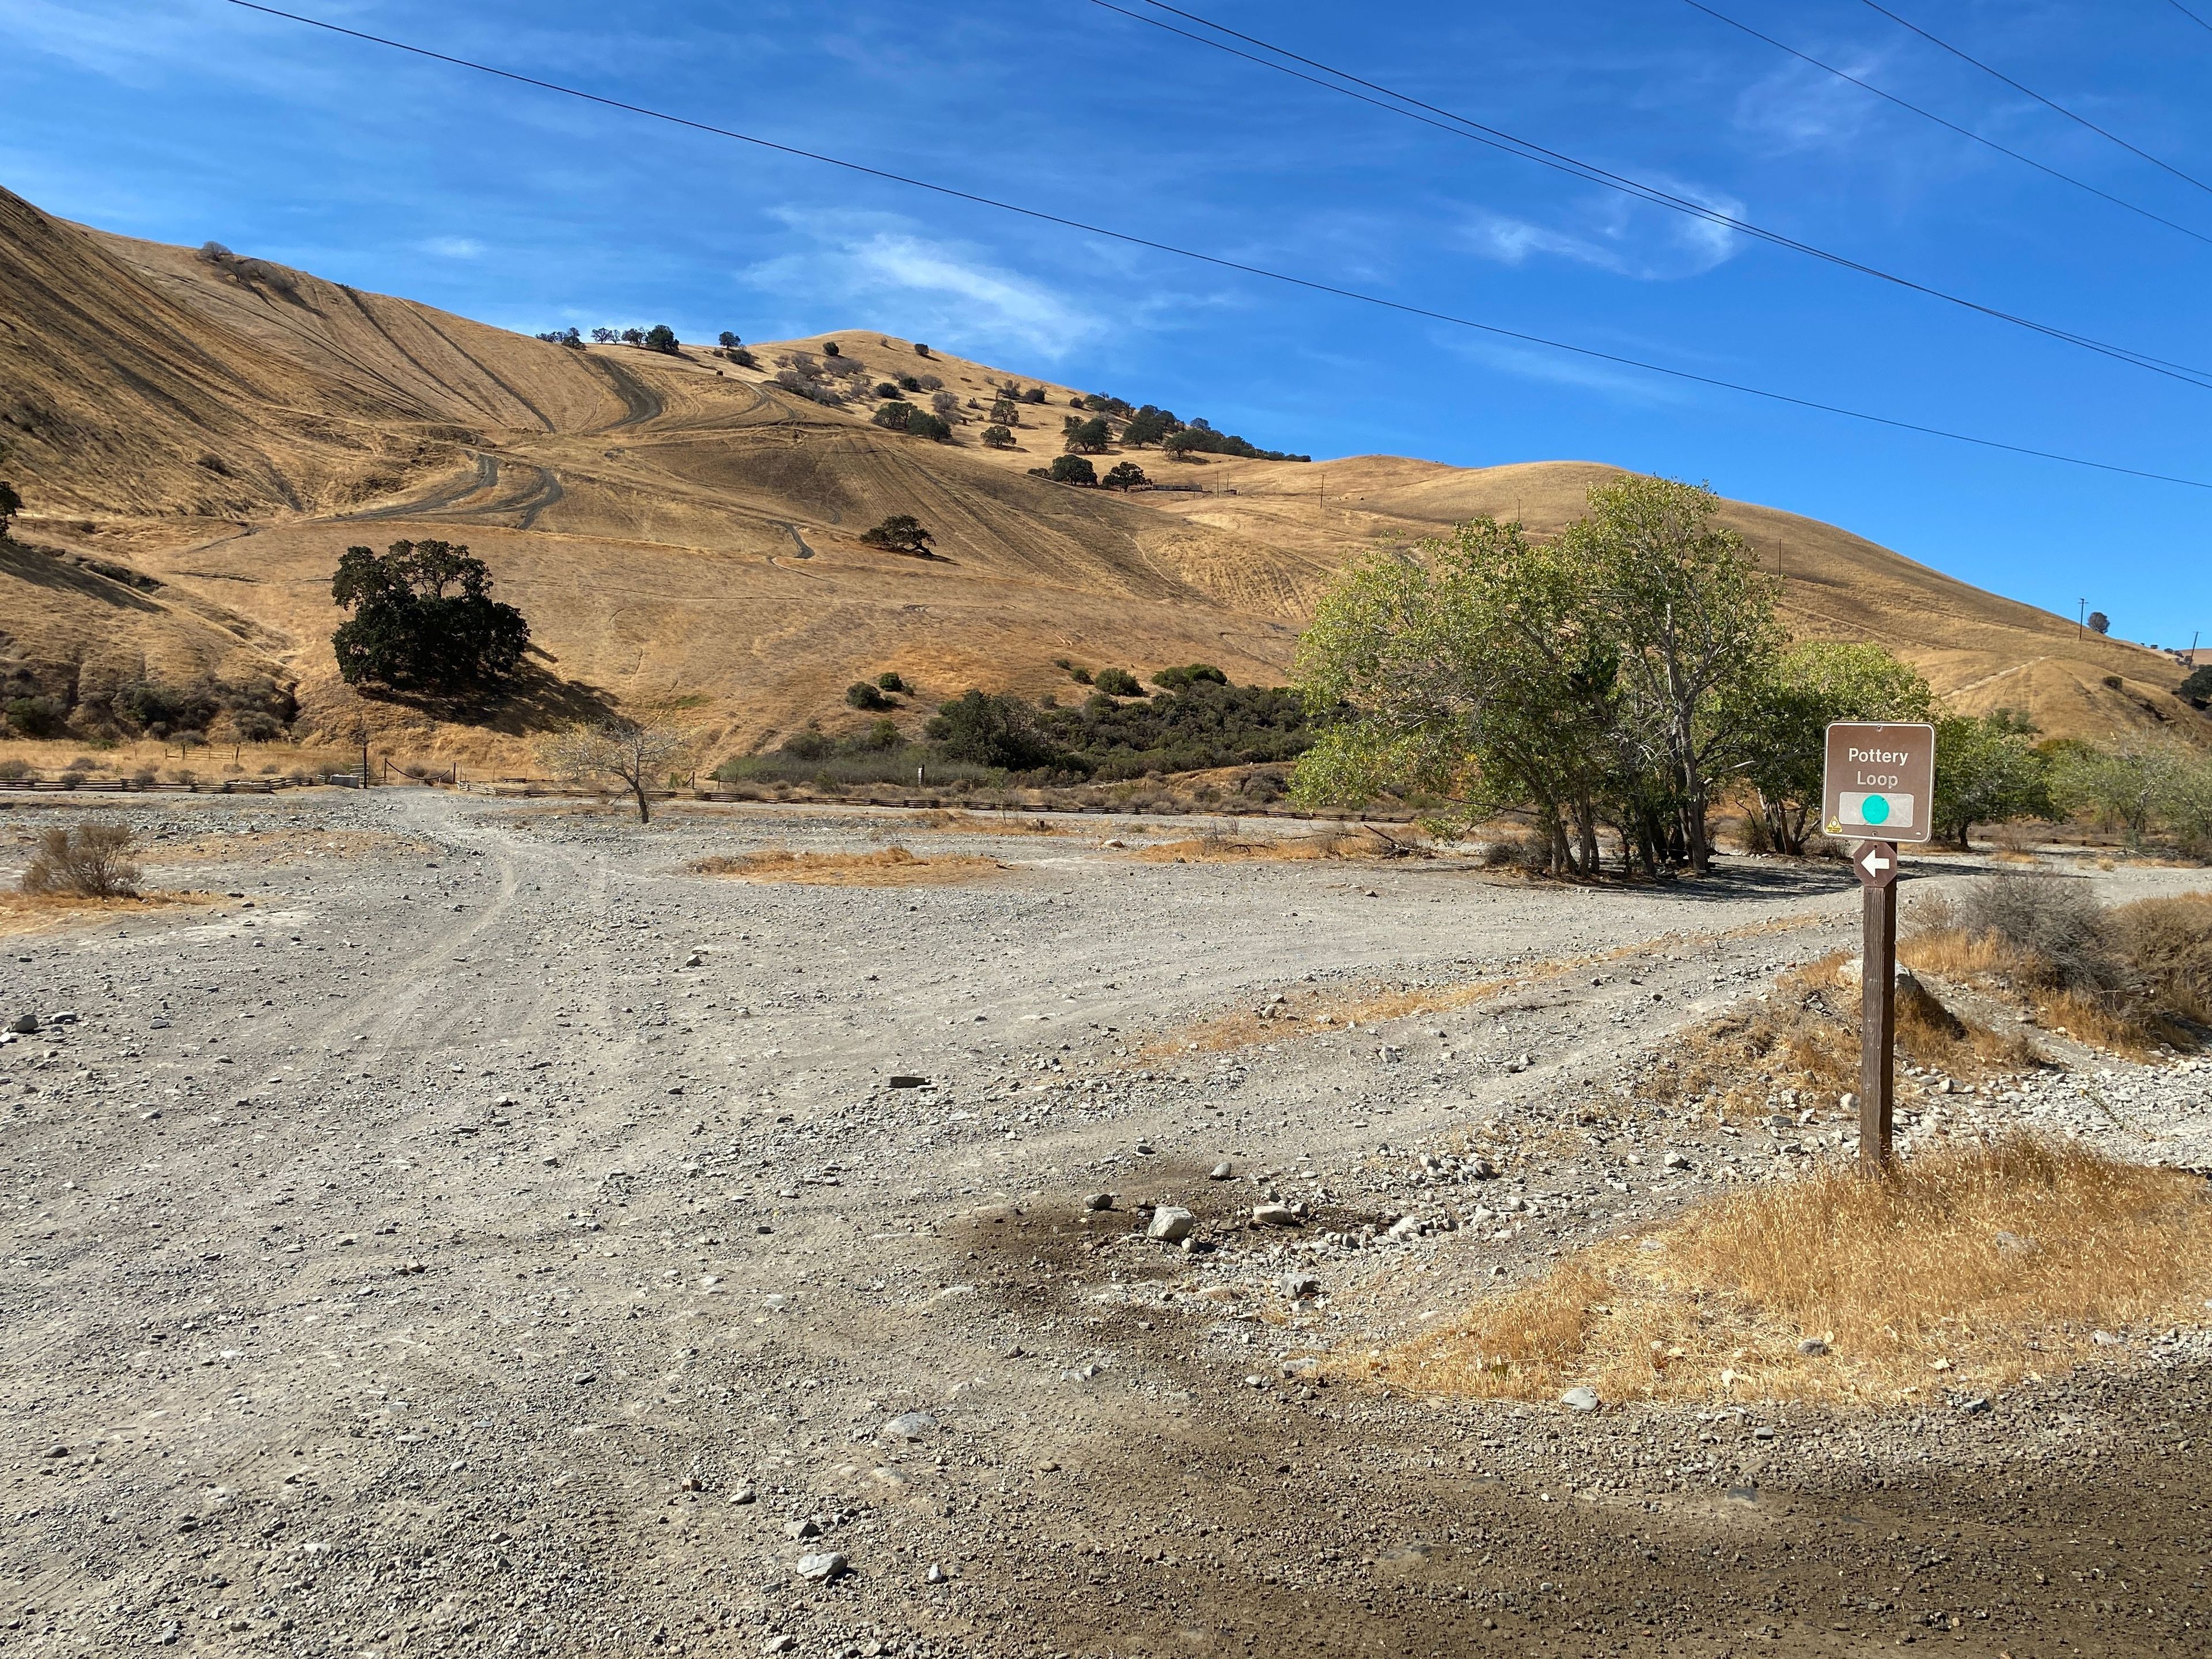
[1131,825,1427,864]
[0,890,209,937]
[1348,1137,2212,1407]
[1903,888,2212,1055]
[688,846,1005,886]
[1142,914,1827,1060]
[911,810,1071,837]
[1641,952,2036,1119]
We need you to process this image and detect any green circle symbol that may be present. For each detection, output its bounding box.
[1862,794,1891,825]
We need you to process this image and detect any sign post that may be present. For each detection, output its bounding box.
[1821,722,1936,1172]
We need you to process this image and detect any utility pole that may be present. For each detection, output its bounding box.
[2078,599,2087,639]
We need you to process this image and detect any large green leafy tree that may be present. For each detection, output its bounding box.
[1291,517,1626,876]
[1560,476,1782,874]
[1931,709,2051,848]
[1739,642,1934,853]
[331,539,531,696]
[1294,476,1782,878]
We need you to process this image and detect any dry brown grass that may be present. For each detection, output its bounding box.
[1131,825,1427,864]
[1344,1136,2212,1407]
[910,809,1071,836]
[1900,887,2211,1055]
[0,889,211,938]
[1641,953,2039,1120]
[1141,912,1827,1060]
[2113,893,2212,1027]
[688,846,1006,887]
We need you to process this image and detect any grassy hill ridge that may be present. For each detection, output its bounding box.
[1,183,2200,766]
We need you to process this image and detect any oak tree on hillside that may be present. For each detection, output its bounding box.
[1030,454,1097,486]
[329,539,531,698]
[718,331,743,348]
[2088,611,2111,635]
[1063,416,1112,454]
[1122,407,1180,448]
[1103,461,1149,491]
[0,479,20,539]
[643,324,679,355]
[981,425,1016,449]
[861,515,935,557]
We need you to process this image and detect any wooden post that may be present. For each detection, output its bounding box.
[1859,865,1897,1171]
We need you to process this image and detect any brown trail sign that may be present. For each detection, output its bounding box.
[1823,722,1936,1172]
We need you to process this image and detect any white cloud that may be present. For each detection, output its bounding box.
[419,236,486,259]
[1451,338,1691,406]
[743,218,1099,360]
[1732,53,1888,152]
[1459,178,1747,282]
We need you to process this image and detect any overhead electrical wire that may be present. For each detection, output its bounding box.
[1683,1,2212,248]
[2169,1,2212,36]
[1093,0,2212,392]
[210,0,2212,491]
[1859,1,2212,199]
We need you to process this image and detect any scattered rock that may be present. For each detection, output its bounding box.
[794,1551,847,1582]
[4,1014,36,1036]
[1252,1203,1301,1228]
[1209,1161,1234,1180]
[784,1517,821,1540]
[882,1410,938,1441]
[1559,1386,1600,1413]
[925,1563,948,1585]
[888,1074,927,1089]
[1082,1192,1115,1211]
[1147,1206,1195,1243]
[1797,1338,1829,1357]
[1281,1271,1321,1300]
[729,1484,757,1505]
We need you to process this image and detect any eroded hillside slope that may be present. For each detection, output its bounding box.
[1,184,2198,763]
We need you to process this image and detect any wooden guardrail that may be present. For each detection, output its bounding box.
[0,777,300,794]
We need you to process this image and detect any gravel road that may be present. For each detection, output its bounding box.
[2,789,2207,1658]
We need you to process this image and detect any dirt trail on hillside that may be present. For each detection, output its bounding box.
[1,790,2207,1657]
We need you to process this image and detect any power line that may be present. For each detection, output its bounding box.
[1096,0,2212,392]
[209,0,2212,491]
[2167,0,2212,34]
[1860,1,2212,198]
[1685,2,2212,248]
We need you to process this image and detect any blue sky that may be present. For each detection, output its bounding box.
[5,0,2209,654]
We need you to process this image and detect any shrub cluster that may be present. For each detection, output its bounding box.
[20,821,139,899]
[3,671,295,744]
[921,676,1312,781]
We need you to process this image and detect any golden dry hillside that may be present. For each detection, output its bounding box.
[1,183,2200,767]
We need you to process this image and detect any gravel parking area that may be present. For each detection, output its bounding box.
[2,788,2207,1658]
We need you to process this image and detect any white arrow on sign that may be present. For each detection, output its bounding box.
[1853,839,1899,887]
